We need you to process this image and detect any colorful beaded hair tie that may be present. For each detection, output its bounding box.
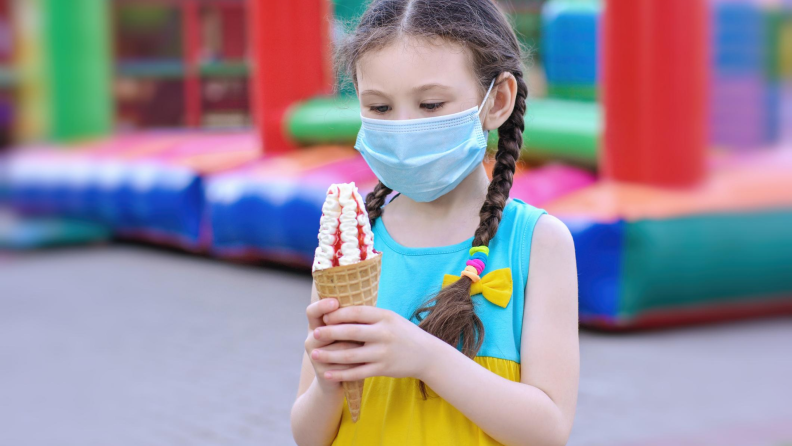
[460,245,489,282]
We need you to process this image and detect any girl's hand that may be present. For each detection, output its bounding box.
[304,297,360,393]
[311,306,439,383]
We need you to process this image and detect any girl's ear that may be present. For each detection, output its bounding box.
[481,72,518,131]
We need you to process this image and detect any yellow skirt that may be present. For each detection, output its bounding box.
[332,356,521,446]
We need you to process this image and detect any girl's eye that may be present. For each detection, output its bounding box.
[420,102,445,112]
[369,105,391,114]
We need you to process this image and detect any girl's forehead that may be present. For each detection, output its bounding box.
[356,37,478,94]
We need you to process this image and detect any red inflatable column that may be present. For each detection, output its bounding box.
[220,5,246,60]
[183,0,202,128]
[248,0,334,154]
[602,0,709,187]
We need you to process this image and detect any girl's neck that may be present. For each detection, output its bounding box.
[381,165,491,249]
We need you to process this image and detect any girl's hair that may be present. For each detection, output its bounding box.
[337,0,527,399]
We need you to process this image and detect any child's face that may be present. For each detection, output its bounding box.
[356,36,484,121]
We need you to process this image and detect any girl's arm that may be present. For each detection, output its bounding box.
[421,215,580,446]
[290,284,348,446]
[291,351,345,446]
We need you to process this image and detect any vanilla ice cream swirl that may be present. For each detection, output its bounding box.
[312,182,377,271]
[312,185,342,271]
[354,191,376,258]
[338,183,363,266]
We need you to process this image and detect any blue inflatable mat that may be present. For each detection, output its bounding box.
[206,153,377,265]
[561,217,624,323]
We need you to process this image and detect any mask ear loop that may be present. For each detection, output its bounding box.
[477,78,497,143]
[477,78,497,117]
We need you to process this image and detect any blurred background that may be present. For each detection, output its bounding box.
[1,0,791,445]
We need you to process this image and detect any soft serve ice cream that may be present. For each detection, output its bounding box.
[313,182,376,271]
[311,182,382,423]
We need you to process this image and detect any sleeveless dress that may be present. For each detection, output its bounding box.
[332,198,548,446]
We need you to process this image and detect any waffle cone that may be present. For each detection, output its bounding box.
[312,253,382,423]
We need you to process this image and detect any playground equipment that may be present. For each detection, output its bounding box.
[778,3,792,140]
[711,0,779,147]
[248,0,333,153]
[13,0,113,142]
[541,0,601,101]
[2,0,791,330]
[603,0,708,187]
[0,215,110,249]
[552,0,792,328]
[541,0,792,150]
[113,0,249,129]
[7,132,260,250]
[550,149,792,329]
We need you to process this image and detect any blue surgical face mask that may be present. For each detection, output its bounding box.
[354,79,495,203]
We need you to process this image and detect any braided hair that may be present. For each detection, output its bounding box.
[338,0,529,399]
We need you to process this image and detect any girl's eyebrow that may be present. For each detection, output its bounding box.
[360,89,390,98]
[413,83,452,92]
[359,84,451,98]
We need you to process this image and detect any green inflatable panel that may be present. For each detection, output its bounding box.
[766,9,782,82]
[0,218,111,250]
[620,210,792,319]
[45,0,113,141]
[547,84,598,102]
[286,96,363,146]
[334,0,368,23]
[286,96,600,165]
[518,98,600,164]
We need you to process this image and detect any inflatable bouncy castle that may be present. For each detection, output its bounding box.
[2,0,791,330]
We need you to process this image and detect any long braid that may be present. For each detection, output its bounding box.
[473,73,527,247]
[412,73,528,399]
[365,181,393,227]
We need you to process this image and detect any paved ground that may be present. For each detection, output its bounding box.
[1,245,790,446]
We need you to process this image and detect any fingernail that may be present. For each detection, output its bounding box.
[312,350,320,359]
[323,315,328,323]
[325,372,332,379]
[314,328,321,338]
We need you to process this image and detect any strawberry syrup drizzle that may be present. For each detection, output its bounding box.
[331,186,342,267]
[356,199,368,261]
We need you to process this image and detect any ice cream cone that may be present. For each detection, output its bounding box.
[312,253,382,422]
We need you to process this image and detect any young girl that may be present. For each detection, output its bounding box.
[292,1,579,444]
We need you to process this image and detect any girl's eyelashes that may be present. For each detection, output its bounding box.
[420,102,445,112]
[366,102,445,115]
[369,105,391,114]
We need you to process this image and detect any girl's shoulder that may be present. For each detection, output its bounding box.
[500,197,549,244]
[508,197,571,251]
[510,199,575,299]
[495,198,551,289]
[505,197,547,219]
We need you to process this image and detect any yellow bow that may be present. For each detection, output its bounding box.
[442,268,513,308]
